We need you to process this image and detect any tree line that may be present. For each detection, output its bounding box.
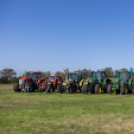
[0,67,134,83]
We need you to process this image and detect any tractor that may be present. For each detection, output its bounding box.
[62,72,83,93]
[13,71,46,92]
[38,75,63,93]
[107,70,133,95]
[81,70,112,94]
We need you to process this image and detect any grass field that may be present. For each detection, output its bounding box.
[1,84,134,134]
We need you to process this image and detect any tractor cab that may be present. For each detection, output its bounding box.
[68,73,78,83]
[92,71,106,83]
[27,71,41,79]
[63,71,83,93]
[116,71,131,82]
[92,71,106,79]
[49,75,62,85]
[13,71,45,92]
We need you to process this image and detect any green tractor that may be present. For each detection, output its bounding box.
[107,71,133,95]
[81,70,112,94]
[62,72,83,93]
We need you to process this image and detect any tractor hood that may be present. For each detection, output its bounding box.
[87,78,96,82]
[19,77,32,85]
[113,78,120,83]
[37,78,45,84]
[20,77,32,82]
[68,78,75,83]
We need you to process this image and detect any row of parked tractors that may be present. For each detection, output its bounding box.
[13,69,133,95]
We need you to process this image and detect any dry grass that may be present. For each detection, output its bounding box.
[56,114,134,134]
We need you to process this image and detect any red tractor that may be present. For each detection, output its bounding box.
[38,75,64,93]
[13,71,46,92]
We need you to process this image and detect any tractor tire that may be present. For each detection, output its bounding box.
[95,84,102,94]
[57,83,62,93]
[107,84,112,94]
[81,85,88,95]
[38,83,43,92]
[13,83,21,92]
[124,86,128,95]
[90,87,94,94]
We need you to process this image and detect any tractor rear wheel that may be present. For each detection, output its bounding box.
[95,84,102,94]
[107,84,112,94]
[13,83,21,92]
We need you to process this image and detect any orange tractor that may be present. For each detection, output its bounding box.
[38,75,64,93]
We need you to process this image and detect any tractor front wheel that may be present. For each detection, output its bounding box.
[124,86,128,95]
[95,84,102,94]
[13,83,21,92]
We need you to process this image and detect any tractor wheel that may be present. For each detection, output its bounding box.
[13,83,21,92]
[81,85,88,95]
[38,83,43,92]
[95,84,102,94]
[124,86,128,95]
[107,84,113,94]
[57,83,62,93]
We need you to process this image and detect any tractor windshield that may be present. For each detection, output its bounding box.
[117,72,126,78]
[92,72,101,78]
[49,76,55,81]
[27,73,41,79]
[69,74,77,80]
[101,72,106,79]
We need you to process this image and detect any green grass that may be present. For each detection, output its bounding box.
[1,84,134,134]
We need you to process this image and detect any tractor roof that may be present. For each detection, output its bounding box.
[27,71,41,74]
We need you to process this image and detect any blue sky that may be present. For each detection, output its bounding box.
[0,0,134,75]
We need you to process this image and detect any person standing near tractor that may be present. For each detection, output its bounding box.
[25,80,31,93]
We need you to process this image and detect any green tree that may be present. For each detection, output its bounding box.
[104,67,113,78]
[120,68,128,72]
[56,71,65,81]
[114,70,119,78]
[0,70,1,77]
[41,71,50,80]
[81,69,89,79]
[1,68,16,83]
